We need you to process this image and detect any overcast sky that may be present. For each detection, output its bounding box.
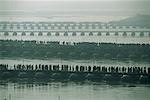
[0,0,149,16]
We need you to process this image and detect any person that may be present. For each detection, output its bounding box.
[148,67,150,74]
[88,66,91,72]
[76,65,79,72]
[49,65,52,71]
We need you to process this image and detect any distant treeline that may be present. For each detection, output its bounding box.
[0,40,150,60]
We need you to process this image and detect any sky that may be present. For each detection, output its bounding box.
[1,0,149,1]
[0,0,149,20]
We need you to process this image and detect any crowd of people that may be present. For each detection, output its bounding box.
[0,64,8,70]
[0,64,150,74]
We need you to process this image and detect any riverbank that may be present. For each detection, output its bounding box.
[0,63,150,84]
[1,40,150,60]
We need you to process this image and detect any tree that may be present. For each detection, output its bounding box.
[104,53,111,59]
[80,52,88,59]
[68,52,76,59]
[57,52,63,58]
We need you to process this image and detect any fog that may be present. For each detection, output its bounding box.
[0,0,150,16]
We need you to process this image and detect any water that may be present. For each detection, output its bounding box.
[0,81,150,100]
[0,49,150,100]
[0,58,150,100]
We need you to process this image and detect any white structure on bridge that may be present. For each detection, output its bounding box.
[0,22,150,44]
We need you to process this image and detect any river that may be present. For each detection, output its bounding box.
[0,81,150,100]
[0,58,150,100]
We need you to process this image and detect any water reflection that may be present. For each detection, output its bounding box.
[0,80,150,100]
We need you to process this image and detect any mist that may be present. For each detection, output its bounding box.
[0,0,150,16]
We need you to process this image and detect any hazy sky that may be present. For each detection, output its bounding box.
[0,0,149,16]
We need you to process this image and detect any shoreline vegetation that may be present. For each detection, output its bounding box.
[0,40,150,61]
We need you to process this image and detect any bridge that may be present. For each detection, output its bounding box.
[0,21,150,44]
